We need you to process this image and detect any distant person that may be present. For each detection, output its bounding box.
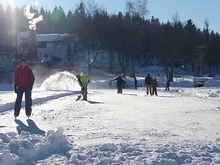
[134,77,137,90]
[109,80,112,88]
[145,73,153,95]
[165,78,170,91]
[111,74,126,94]
[76,73,90,101]
[14,58,35,119]
[151,78,158,96]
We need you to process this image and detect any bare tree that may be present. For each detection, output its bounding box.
[86,0,106,16]
[172,12,180,25]
[204,17,210,32]
[126,0,149,17]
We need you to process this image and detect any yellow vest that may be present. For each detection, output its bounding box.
[78,75,90,88]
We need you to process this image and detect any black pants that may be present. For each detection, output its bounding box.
[152,87,157,95]
[165,86,169,91]
[14,86,32,116]
[81,88,88,100]
[117,86,122,94]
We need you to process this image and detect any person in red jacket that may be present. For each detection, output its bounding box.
[151,78,158,96]
[14,58,35,118]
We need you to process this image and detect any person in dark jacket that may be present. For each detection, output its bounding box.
[151,78,158,96]
[134,77,137,90]
[145,73,152,95]
[14,58,35,118]
[76,74,90,101]
[111,74,126,94]
[165,78,170,91]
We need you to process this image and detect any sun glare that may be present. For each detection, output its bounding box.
[5,0,15,4]
[3,0,39,8]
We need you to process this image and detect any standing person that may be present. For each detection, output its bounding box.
[76,74,90,101]
[111,74,126,94]
[134,77,137,90]
[165,78,170,91]
[14,58,35,118]
[145,73,152,95]
[109,80,112,88]
[151,78,158,96]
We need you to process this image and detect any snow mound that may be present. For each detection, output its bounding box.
[0,127,70,165]
[209,92,219,97]
[2,129,220,164]
[67,141,220,164]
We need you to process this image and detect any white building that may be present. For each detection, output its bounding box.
[18,31,72,65]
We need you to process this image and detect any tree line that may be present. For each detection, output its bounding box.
[0,1,220,79]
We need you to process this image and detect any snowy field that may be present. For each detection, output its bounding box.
[1,68,220,165]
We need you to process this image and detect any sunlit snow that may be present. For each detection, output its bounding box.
[1,66,220,165]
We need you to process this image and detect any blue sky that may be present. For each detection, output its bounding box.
[1,0,219,33]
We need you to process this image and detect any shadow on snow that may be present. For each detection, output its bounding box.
[0,91,81,113]
[14,119,46,135]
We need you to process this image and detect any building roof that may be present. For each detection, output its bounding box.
[36,34,65,42]
[19,31,67,42]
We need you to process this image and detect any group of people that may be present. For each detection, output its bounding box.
[110,73,171,96]
[145,73,158,96]
[13,58,170,119]
[144,73,170,95]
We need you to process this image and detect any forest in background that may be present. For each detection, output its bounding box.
[0,0,220,79]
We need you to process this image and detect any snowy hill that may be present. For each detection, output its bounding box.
[0,67,220,164]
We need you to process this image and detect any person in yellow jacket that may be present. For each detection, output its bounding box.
[76,74,90,101]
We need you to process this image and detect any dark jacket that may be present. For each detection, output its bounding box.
[113,76,125,87]
[145,74,152,85]
[14,66,35,87]
[166,79,170,87]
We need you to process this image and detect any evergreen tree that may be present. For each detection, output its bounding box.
[0,4,7,53]
[51,6,67,33]
[1,2,220,74]
[183,19,198,70]
[37,7,53,33]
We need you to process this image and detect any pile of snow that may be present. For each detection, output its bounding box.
[0,127,70,165]
[1,131,220,164]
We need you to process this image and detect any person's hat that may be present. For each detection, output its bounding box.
[20,58,27,63]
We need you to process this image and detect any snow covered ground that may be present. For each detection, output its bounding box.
[1,68,220,165]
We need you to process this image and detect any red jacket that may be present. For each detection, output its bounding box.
[166,79,170,87]
[14,66,35,87]
[151,79,158,88]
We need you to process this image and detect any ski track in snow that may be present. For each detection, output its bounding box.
[1,71,220,164]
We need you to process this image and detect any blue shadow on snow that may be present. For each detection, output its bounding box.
[14,119,46,135]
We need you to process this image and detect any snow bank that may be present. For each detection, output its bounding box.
[0,127,70,165]
[1,129,220,164]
